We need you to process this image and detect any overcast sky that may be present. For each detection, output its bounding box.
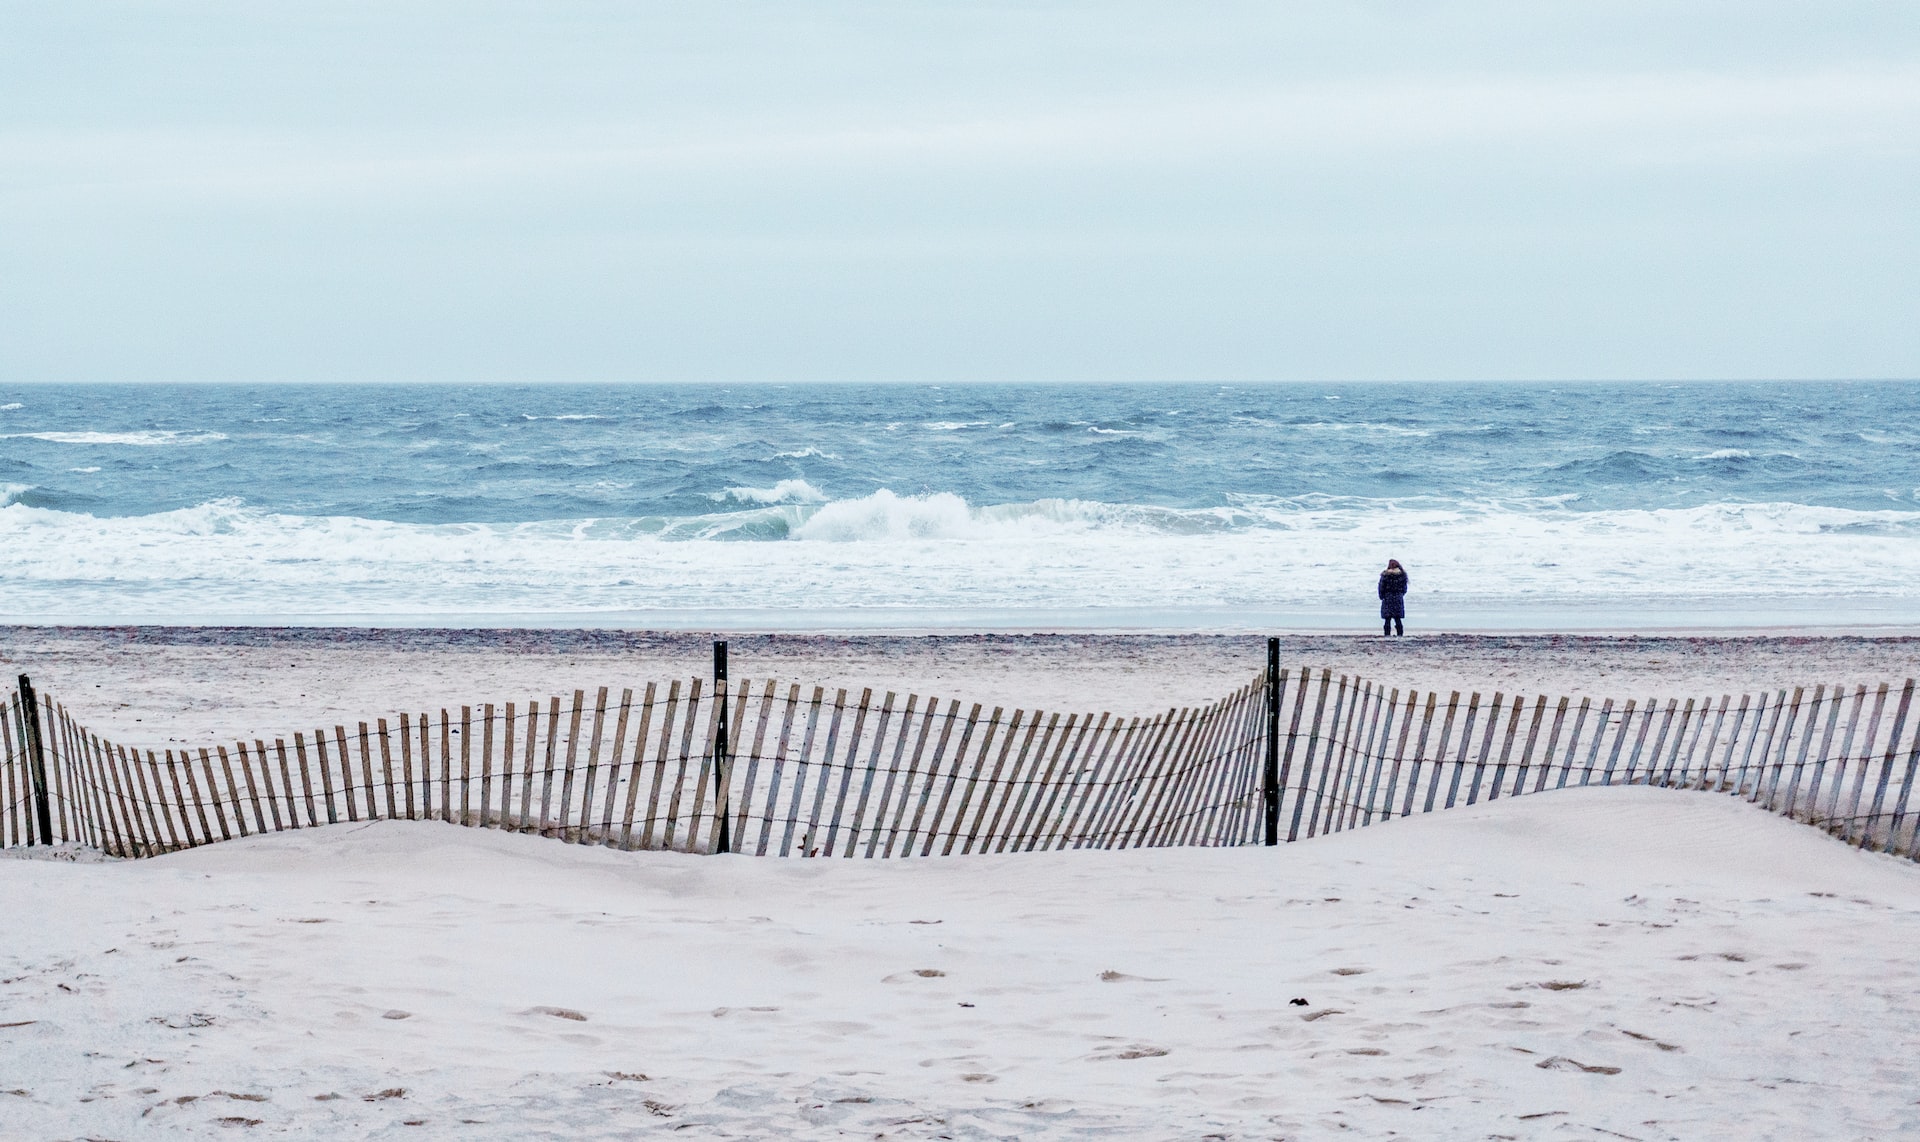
[2,2,1915,383]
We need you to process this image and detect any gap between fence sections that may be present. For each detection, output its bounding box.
[4,648,1918,862]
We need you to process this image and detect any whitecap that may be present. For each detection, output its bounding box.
[69,467,102,474]
[2,430,228,446]
[923,421,988,432]
[1697,449,1752,460]
[521,414,612,421]
[0,402,22,411]
[1,483,32,506]
[721,479,828,505]
[770,446,838,460]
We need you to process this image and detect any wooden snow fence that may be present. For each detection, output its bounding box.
[7,660,1920,862]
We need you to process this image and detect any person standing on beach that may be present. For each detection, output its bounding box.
[1378,559,1409,636]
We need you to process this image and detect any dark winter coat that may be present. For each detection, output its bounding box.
[1378,568,1409,619]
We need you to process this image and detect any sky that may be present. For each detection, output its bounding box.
[1,2,1916,384]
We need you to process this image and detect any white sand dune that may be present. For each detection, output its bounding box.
[3,786,1918,1139]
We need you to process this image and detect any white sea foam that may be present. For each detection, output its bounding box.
[1698,449,1753,459]
[3,430,228,446]
[69,467,102,474]
[520,413,611,421]
[770,446,837,460]
[721,479,828,505]
[921,421,988,432]
[0,402,22,411]
[1,483,32,507]
[3,493,1917,623]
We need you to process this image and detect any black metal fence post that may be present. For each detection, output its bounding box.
[712,641,731,854]
[1263,639,1280,846]
[17,675,54,846]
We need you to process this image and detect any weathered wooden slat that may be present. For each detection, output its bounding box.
[1062,714,1142,851]
[57,719,101,850]
[863,689,923,855]
[1307,680,1359,838]
[532,695,561,834]
[282,736,314,828]
[1167,694,1242,847]
[164,750,199,847]
[1078,711,1160,850]
[122,743,164,854]
[1596,699,1639,786]
[959,707,1027,854]
[1778,687,1825,816]
[1709,695,1749,792]
[1283,672,1333,839]
[1447,691,1493,809]
[70,727,111,854]
[1358,688,1405,827]
[776,686,825,857]
[1,696,18,847]
[212,745,247,838]
[633,682,681,847]
[1344,683,1390,829]
[143,749,183,851]
[819,687,874,857]
[752,684,801,855]
[598,690,633,842]
[1549,697,1587,790]
[430,710,447,823]
[1626,699,1673,786]
[616,683,660,849]
[574,688,608,840]
[980,707,1049,852]
[1859,680,1914,850]
[1013,710,1085,851]
[1655,698,1697,789]
[1420,691,1464,814]
[862,693,921,858]
[188,749,222,842]
[1761,688,1807,810]
[1501,696,1547,800]
[1092,710,1170,849]
[941,704,1008,856]
[262,739,292,831]
[100,737,144,855]
[1150,705,1219,848]
[895,698,963,857]
[1834,684,1886,841]
[1881,697,1920,855]
[1269,670,1312,834]
[1799,686,1852,824]
[663,681,708,850]
[514,698,539,830]
[734,681,779,849]
[1735,693,1779,799]
[231,740,267,835]
[1394,691,1437,818]
[554,691,585,839]
[916,701,985,857]
[1124,708,1201,849]
[1572,698,1611,787]
[1198,686,1261,845]
[1334,683,1382,831]
[837,691,899,858]
[1038,711,1112,851]
[799,687,851,857]
[395,713,417,821]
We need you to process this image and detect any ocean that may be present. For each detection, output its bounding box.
[2,381,1916,630]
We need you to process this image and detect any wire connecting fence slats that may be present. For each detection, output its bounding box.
[5,661,1919,861]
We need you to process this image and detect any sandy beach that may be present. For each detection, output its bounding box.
[3,626,1916,749]
[5,786,1918,1139]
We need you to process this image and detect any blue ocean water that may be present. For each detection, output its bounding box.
[2,382,1917,628]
